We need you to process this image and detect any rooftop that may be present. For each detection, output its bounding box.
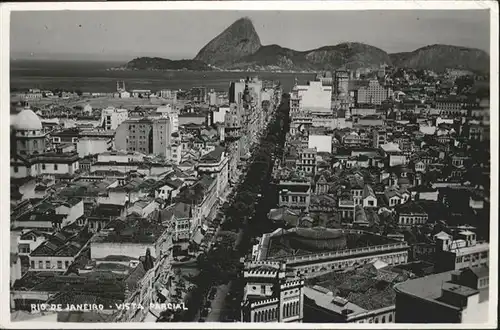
[266,228,396,259]
[394,268,489,309]
[199,146,225,164]
[92,218,166,245]
[305,262,410,312]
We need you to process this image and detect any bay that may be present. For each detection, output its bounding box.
[10,60,316,94]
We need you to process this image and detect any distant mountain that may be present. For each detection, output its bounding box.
[194,17,262,66]
[123,18,489,73]
[122,57,212,71]
[389,44,490,73]
[229,42,391,71]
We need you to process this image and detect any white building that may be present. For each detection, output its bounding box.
[308,135,332,153]
[101,107,129,130]
[212,106,229,124]
[76,137,112,158]
[156,105,179,133]
[294,81,332,113]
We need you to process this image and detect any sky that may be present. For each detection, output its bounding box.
[10,10,490,61]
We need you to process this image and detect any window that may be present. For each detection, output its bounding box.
[45,261,51,269]
[292,196,298,203]
[57,261,62,269]
[381,316,386,323]
[389,314,393,322]
[14,166,18,173]
[54,164,58,170]
[38,261,43,269]
[31,261,35,268]
[299,196,306,203]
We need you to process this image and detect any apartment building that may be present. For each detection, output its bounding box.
[356,79,392,105]
[101,107,128,130]
[115,117,172,156]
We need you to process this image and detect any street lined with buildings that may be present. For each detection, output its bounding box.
[10,63,491,324]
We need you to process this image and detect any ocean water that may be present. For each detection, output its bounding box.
[10,60,316,93]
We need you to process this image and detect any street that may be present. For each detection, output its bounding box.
[205,284,230,322]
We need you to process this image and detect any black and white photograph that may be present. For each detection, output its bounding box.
[1,1,497,327]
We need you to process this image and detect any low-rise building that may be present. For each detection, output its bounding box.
[395,202,429,226]
[434,230,489,272]
[303,261,407,323]
[394,266,489,323]
[160,202,193,242]
[278,180,312,210]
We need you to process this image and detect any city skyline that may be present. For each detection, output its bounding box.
[11,10,490,61]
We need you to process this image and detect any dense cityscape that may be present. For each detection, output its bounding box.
[8,11,493,326]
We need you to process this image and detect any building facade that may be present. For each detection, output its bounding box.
[241,261,304,323]
[101,107,129,130]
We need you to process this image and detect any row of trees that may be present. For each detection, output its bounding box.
[177,94,291,322]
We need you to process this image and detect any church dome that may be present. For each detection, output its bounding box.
[12,107,43,131]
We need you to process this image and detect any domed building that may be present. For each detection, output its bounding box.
[11,106,79,179]
[11,106,46,156]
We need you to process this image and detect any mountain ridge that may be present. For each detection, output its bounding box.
[389,44,490,73]
[123,18,490,73]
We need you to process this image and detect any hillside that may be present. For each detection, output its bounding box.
[194,17,262,66]
[123,18,489,73]
[123,57,212,71]
[231,42,391,71]
[389,44,490,73]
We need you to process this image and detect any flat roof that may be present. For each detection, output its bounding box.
[266,229,396,259]
[393,271,461,308]
[304,286,367,316]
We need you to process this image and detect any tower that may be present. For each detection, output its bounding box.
[117,81,126,92]
[240,261,304,323]
[11,106,46,156]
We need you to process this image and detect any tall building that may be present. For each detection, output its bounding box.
[229,80,246,105]
[357,79,392,105]
[101,107,129,130]
[334,70,349,98]
[156,105,179,133]
[115,117,171,156]
[228,77,265,161]
[240,261,304,323]
[230,77,263,106]
[208,89,218,106]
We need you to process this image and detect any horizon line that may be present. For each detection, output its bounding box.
[10,40,491,63]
